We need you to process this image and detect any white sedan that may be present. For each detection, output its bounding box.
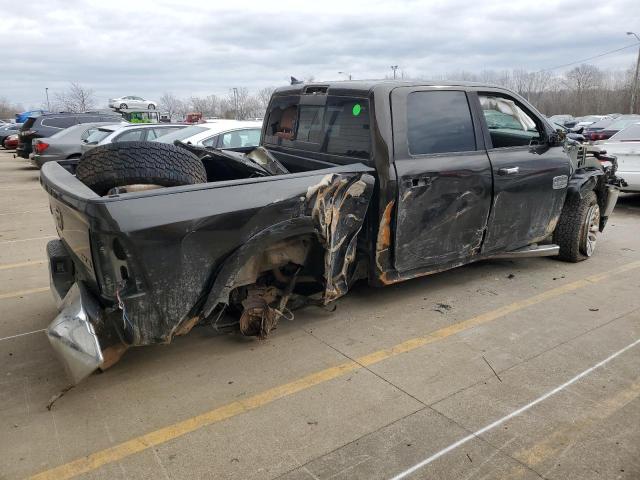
[81,123,186,154]
[153,120,262,149]
[602,122,640,192]
[108,96,157,110]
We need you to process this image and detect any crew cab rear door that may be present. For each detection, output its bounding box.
[472,91,570,253]
[391,87,493,272]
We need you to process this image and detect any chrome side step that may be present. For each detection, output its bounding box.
[488,244,560,259]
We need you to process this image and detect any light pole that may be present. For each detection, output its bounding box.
[232,87,239,120]
[390,65,398,79]
[338,71,352,80]
[628,31,640,114]
[45,87,50,111]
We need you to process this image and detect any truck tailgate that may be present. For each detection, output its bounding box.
[40,162,101,280]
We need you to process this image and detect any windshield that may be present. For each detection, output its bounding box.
[264,95,371,159]
[154,125,208,144]
[609,123,640,142]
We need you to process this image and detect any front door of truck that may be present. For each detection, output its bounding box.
[474,93,571,253]
[391,88,493,272]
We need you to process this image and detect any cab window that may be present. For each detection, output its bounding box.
[407,91,476,155]
[478,95,541,148]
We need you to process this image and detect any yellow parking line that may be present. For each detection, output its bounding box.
[0,287,49,300]
[0,260,45,271]
[28,260,640,480]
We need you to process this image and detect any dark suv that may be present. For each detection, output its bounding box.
[17,112,122,158]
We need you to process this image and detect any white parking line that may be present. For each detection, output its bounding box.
[388,337,640,480]
[0,329,46,342]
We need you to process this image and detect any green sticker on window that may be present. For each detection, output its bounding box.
[352,104,362,116]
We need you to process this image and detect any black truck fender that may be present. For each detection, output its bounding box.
[566,167,620,231]
[567,168,603,199]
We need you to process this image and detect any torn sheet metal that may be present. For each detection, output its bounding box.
[306,173,374,303]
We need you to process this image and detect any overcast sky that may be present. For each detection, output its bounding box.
[2,0,639,108]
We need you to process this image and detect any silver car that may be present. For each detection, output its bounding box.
[81,123,186,154]
[30,122,125,168]
[108,95,157,110]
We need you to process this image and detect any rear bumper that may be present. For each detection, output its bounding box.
[31,154,59,168]
[46,239,105,384]
[46,283,104,384]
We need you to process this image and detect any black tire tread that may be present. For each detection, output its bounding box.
[76,141,207,196]
[553,190,597,262]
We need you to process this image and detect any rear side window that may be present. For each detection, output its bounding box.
[219,128,261,148]
[41,116,78,129]
[264,96,371,159]
[114,129,145,142]
[154,125,208,144]
[407,91,476,155]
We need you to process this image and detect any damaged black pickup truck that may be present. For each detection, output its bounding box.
[40,80,623,384]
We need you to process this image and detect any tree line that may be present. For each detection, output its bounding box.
[1,62,637,121]
[432,63,637,116]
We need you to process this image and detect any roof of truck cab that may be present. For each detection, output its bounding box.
[273,79,498,97]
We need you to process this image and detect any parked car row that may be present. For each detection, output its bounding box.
[2,108,264,169]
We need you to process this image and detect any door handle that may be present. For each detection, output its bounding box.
[498,167,519,176]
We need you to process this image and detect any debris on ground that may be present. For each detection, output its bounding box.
[46,385,74,411]
[433,303,452,314]
[482,355,502,382]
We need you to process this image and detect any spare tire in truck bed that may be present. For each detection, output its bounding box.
[76,141,207,196]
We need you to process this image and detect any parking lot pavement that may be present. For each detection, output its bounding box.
[0,149,639,480]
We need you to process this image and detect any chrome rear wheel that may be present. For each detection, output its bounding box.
[580,203,600,257]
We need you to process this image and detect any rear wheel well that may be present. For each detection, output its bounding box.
[66,153,81,159]
[211,235,326,335]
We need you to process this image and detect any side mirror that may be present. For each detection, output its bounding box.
[567,133,585,142]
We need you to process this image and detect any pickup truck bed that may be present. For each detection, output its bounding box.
[42,156,375,381]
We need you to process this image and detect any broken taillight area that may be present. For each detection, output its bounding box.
[91,234,135,300]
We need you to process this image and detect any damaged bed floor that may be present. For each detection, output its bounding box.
[1,149,640,480]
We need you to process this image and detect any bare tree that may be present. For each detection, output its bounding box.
[0,97,24,119]
[159,92,184,120]
[225,88,260,120]
[54,82,97,112]
[256,87,276,115]
[189,94,220,118]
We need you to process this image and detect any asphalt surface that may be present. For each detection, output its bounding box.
[1,148,639,480]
